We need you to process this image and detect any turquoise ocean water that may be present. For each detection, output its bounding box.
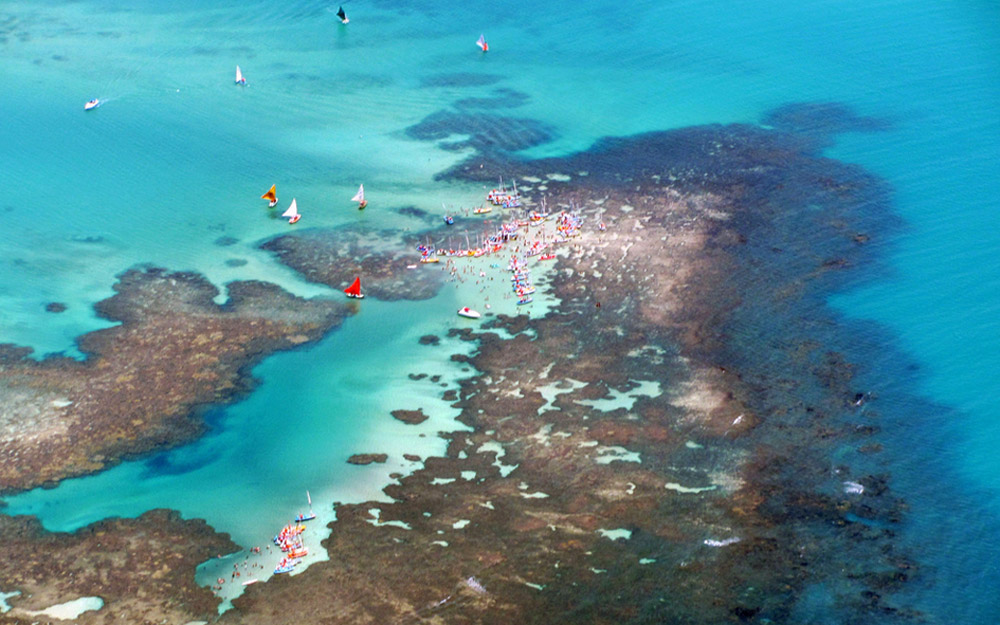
[2,0,999,620]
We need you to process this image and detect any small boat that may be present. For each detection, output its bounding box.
[444,215,455,225]
[517,296,533,305]
[235,65,247,85]
[336,5,349,23]
[539,253,556,261]
[351,184,367,210]
[261,184,278,207]
[287,547,309,558]
[458,307,481,319]
[344,277,364,299]
[241,579,260,586]
[419,256,439,264]
[282,198,301,224]
[84,99,100,111]
[476,34,488,52]
[295,490,318,520]
[473,206,492,215]
[274,561,295,574]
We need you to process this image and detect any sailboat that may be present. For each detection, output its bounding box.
[476,34,488,52]
[282,198,301,224]
[261,184,278,207]
[352,184,367,209]
[235,65,247,85]
[344,277,364,299]
[336,6,349,23]
[295,491,317,522]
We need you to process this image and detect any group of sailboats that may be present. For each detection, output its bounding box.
[260,183,366,225]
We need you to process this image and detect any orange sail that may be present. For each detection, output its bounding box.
[261,184,277,205]
[344,277,363,298]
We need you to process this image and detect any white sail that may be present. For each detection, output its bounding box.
[235,65,246,84]
[282,198,299,220]
[307,490,312,506]
[351,184,365,203]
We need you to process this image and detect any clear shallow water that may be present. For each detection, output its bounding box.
[2,0,1000,620]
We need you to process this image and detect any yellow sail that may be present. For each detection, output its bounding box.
[261,184,277,202]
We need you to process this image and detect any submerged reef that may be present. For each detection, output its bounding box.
[219,107,912,624]
[0,267,346,494]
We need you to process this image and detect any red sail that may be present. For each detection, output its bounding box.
[344,277,362,297]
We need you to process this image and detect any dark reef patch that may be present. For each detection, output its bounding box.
[454,88,531,110]
[397,205,429,219]
[421,72,505,88]
[762,102,893,149]
[44,302,66,313]
[215,235,239,247]
[391,409,429,425]
[347,453,388,465]
[405,110,555,154]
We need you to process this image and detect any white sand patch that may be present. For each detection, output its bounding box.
[478,440,518,477]
[843,481,865,495]
[431,477,456,485]
[546,173,572,181]
[594,446,641,464]
[665,482,717,494]
[578,440,600,448]
[620,204,634,213]
[531,423,554,447]
[452,519,470,529]
[479,501,494,510]
[24,596,104,619]
[575,379,661,413]
[525,582,546,590]
[520,491,549,499]
[50,399,73,408]
[590,568,607,574]
[536,378,587,415]
[431,540,449,547]
[639,558,656,565]
[461,471,476,480]
[685,441,704,449]
[708,467,745,493]
[670,375,726,415]
[597,528,632,541]
[704,537,741,547]
[366,508,411,530]
[521,176,542,183]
